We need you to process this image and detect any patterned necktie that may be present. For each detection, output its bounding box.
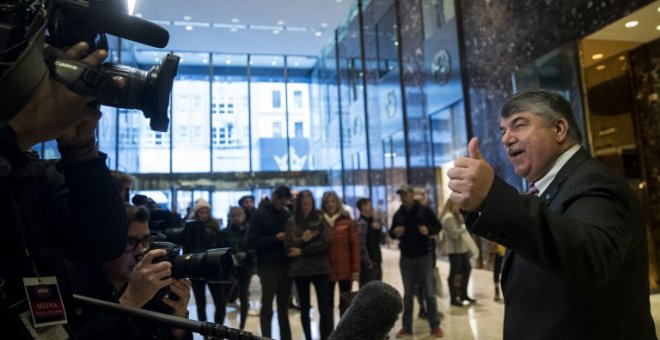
[526,183,539,196]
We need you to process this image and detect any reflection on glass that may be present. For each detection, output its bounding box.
[172,68,211,173]
[250,55,287,171]
[98,106,117,169]
[212,53,249,172]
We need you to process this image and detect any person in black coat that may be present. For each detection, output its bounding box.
[182,198,222,323]
[217,206,255,330]
[247,185,293,340]
[1,40,127,338]
[448,89,656,339]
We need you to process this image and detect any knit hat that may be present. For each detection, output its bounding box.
[194,198,211,214]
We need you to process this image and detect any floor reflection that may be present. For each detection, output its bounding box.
[190,246,660,339]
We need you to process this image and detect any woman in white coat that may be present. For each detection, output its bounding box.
[440,199,476,306]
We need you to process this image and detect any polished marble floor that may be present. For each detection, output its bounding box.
[191,246,660,339]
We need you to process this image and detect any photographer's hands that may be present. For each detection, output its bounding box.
[163,278,192,318]
[119,249,172,308]
[9,42,125,156]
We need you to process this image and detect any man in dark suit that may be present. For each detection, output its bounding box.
[447,89,656,339]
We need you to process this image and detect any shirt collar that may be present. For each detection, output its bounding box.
[533,144,581,195]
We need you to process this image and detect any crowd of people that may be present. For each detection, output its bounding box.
[1,3,654,336]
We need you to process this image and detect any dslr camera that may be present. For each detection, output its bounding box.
[150,241,237,284]
[0,0,178,131]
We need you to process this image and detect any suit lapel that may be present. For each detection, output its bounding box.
[539,147,591,206]
[501,148,591,285]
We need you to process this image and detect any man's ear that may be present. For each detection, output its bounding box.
[554,118,569,143]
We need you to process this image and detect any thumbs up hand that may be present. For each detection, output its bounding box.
[447,137,495,211]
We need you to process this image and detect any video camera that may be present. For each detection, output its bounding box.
[0,0,178,131]
[150,241,236,284]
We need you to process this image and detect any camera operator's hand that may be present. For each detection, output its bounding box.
[8,42,125,155]
[119,249,172,309]
[162,278,192,318]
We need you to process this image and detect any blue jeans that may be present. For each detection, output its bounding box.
[400,254,439,331]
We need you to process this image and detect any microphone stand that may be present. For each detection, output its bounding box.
[73,294,270,340]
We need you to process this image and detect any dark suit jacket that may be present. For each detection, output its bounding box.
[466,147,656,339]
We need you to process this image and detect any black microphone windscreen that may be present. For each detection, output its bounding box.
[86,10,170,48]
[328,281,403,340]
[62,4,170,48]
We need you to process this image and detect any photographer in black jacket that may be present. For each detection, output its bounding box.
[1,23,127,340]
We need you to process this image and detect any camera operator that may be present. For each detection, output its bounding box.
[70,205,192,340]
[1,33,128,339]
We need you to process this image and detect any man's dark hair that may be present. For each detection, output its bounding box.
[272,185,292,199]
[356,198,372,212]
[126,205,149,226]
[238,195,255,206]
[500,89,582,143]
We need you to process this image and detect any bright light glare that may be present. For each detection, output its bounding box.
[127,0,137,15]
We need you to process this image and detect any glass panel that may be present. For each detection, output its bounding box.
[132,190,172,211]
[172,52,211,173]
[116,49,172,173]
[250,55,287,172]
[117,109,142,172]
[43,140,60,159]
[287,56,316,172]
[212,53,249,172]
[211,190,253,228]
[310,42,339,172]
[98,106,118,169]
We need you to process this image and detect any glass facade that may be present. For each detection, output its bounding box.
[32,0,469,221]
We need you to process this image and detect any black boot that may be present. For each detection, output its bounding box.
[494,284,501,301]
[460,274,476,304]
[449,276,464,306]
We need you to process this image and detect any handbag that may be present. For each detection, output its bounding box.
[461,228,480,259]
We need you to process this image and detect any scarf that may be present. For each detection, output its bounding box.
[323,212,341,227]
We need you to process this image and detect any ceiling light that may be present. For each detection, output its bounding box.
[592,53,603,60]
[230,27,238,32]
[596,65,606,71]
[624,20,639,28]
[202,59,208,63]
[657,24,660,31]
[185,25,193,31]
[231,18,240,23]
[315,31,322,37]
[127,0,136,15]
[273,29,281,34]
[276,20,285,25]
[336,0,343,2]
[619,55,625,61]
[183,15,192,21]
[226,60,232,65]
[271,61,277,66]
[293,62,299,66]
[320,22,328,28]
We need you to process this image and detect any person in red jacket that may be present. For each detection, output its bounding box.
[320,191,360,321]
